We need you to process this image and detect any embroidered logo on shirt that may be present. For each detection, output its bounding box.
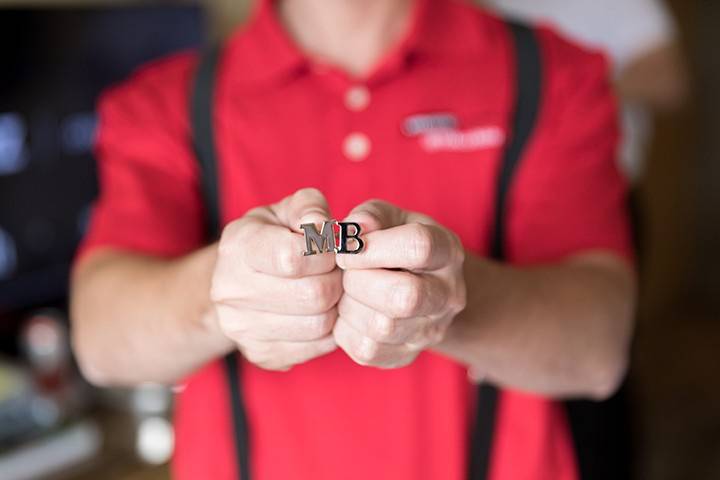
[420,126,506,153]
[402,113,458,136]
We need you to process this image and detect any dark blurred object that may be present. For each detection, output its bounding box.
[0,289,174,478]
[0,7,204,478]
[0,309,97,477]
[1,311,78,447]
[21,310,72,391]
[0,359,39,446]
[0,311,89,480]
[0,355,100,480]
[0,7,204,314]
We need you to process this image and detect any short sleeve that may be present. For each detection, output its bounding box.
[484,0,677,73]
[508,29,634,266]
[77,54,205,262]
[599,0,677,71]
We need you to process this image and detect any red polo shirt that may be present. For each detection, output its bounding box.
[79,0,632,479]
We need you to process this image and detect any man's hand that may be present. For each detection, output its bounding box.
[211,188,341,371]
[333,200,467,368]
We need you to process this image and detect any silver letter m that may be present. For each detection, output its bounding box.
[300,221,336,256]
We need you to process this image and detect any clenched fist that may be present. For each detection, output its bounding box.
[333,200,467,368]
[210,188,341,370]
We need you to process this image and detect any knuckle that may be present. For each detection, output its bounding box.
[301,277,339,312]
[274,245,302,277]
[385,352,419,369]
[310,280,332,308]
[219,218,257,261]
[392,276,423,317]
[452,289,467,314]
[361,200,386,222]
[445,280,467,315]
[295,277,320,305]
[217,225,238,257]
[365,198,385,209]
[293,188,326,210]
[209,280,223,303]
[446,230,466,267]
[424,322,448,345]
[354,337,381,365]
[242,343,269,366]
[210,274,249,304]
[306,313,335,338]
[295,187,323,199]
[216,312,243,336]
[210,277,235,304]
[217,238,233,258]
[408,223,434,268]
[371,314,396,341]
[257,360,290,371]
[453,237,466,265]
[243,342,291,371]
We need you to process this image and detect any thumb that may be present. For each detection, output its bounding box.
[273,188,332,233]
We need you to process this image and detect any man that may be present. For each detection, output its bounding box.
[70,0,636,479]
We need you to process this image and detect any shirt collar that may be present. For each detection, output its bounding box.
[224,0,488,88]
[224,0,307,88]
[413,0,491,58]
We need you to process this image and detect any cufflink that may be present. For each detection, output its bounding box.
[300,220,364,256]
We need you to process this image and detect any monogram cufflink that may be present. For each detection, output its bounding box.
[300,220,364,256]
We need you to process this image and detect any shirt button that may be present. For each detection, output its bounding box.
[345,85,370,112]
[343,132,371,162]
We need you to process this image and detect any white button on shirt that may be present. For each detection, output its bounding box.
[344,85,371,112]
[343,132,371,162]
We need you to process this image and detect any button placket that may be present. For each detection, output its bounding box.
[342,84,372,162]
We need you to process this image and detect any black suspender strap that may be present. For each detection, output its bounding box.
[469,21,543,480]
[222,354,252,480]
[489,22,543,262]
[191,46,222,239]
[190,47,253,480]
[564,385,634,480]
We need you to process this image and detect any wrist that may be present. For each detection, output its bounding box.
[176,244,235,357]
[433,254,503,370]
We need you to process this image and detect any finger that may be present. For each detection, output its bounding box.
[333,318,418,368]
[336,222,457,271]
[240,222,337,277]
[272,187,332,233]
[341,199,408,234]
[241,335,337,371]
[217,306,337,342]
[337,294,430,345]
[342,268,448,318]
[213,268,343,315]
[220,205,336,277]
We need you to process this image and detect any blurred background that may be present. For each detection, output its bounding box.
[0,0,717,479]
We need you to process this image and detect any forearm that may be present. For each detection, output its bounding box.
[70,246,233,386]
[435,251,636,400]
